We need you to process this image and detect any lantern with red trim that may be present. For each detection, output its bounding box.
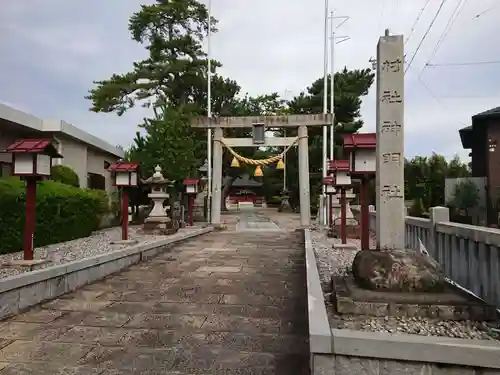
[109,162,139,187]
[7,139,62,178]
[342,133,376,175]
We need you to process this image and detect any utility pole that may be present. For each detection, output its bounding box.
[283,89,292,192]
[329,12,350,160]
[328,10,350,226]
[207,0,212,223]
[322,0,329,226]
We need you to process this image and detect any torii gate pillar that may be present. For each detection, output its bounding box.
[298,125,311,226]
[211,127,224,226]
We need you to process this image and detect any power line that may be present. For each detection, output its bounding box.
[474,3,500,19]
[405,0,448,75]
[426,60,500,67]
[426,0,466,68]
[405,0,431,46]
[412,69,467,126]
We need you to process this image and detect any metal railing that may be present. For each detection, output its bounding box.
[369,207,500,309]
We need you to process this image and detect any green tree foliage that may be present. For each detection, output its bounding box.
[127,107,199,181]
[447,179,480,217]
[51,165,80,187]
[404,153,470,210]
[409,198,425,217]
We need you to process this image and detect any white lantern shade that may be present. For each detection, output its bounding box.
[186,185,197,194]
[36,154,51,176]
[130,172,138,186]
[115,172,132,186]
[335,171,351,186]
[325,185,336,194]
[13,154,34,175]
[353,149,376,172]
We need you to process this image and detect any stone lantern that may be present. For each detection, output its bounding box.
[5,139,62,262]
[141,165,178,235]
[343,133,377,251]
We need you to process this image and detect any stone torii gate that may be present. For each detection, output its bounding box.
[191,114,332,227]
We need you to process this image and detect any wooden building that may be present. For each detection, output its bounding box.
[459,106,500,225]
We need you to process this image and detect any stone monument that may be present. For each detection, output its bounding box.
[351,31,445,293]
[141,165,178,235]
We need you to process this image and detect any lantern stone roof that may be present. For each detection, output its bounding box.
[231,174,263,188]
[6,139,62,157]
[183,178,199,185]
[343,133,376,149]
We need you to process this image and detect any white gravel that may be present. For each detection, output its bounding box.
[310,227,500,341]
[309,227,361,285]
[0,225,202,279]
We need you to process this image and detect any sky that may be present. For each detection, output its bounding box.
[0,0,499,162]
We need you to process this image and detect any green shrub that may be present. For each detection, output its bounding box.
[0,177,108,254]
[51,165,80,187]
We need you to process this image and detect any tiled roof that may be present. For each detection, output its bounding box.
[108,162,139,172]
[6,139,61,157]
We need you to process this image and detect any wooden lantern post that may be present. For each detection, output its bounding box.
[343,133,377,250]
[327,160,352,244]
[183,179,200,226]
[5,139,63,260]
[109,162,139,241]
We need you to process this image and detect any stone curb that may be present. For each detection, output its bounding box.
[304,228,333,353]
[0,227,213,320]
[331,328,500,369]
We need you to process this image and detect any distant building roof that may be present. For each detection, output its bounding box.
[472,106,500,120]
[231,174,263,188]
[459,126,473,149]
[0,103,124,158]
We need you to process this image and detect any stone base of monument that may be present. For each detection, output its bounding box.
[331,276,497,321]
[142,217,179,235]
[330,249,498,321]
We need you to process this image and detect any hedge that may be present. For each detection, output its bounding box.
[0,177,108,254]
[51,165,80,187]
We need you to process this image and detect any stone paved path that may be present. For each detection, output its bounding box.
[0,215,309,374]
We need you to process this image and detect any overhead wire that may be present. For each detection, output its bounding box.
[426,60,500,67]
[474,3,500,19]
[424,0,468,71]
[404,0,431,46]
[405,0,448,75]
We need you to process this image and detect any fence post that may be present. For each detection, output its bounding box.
[429,206,450,258]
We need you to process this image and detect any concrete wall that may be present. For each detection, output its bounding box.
[87,146,115,193]
[57,135,88,187]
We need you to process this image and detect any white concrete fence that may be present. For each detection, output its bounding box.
[369,207,500,310]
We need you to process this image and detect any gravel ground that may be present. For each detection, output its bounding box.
[310,227,500,341]
[0,225,202,279]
